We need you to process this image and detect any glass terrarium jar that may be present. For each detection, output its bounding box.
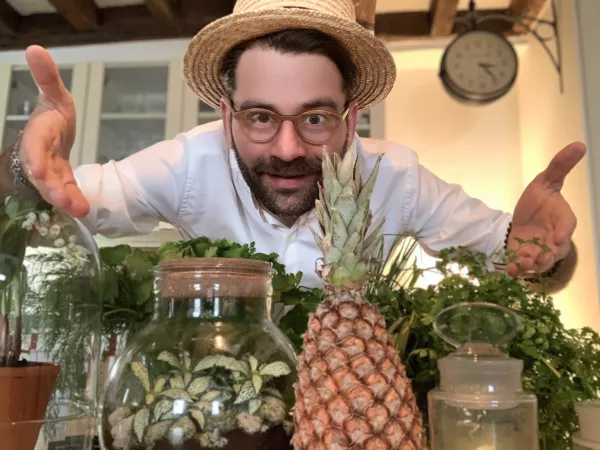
[0,195,103,450]
[428,302,538,450]
[101,258,297,450]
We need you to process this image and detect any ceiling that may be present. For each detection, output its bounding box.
[0,0,550,50]
[6,0,520,16]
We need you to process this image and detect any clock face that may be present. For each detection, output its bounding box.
[441,30,518,102]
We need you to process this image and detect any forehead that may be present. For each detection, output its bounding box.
[233,47,346,112]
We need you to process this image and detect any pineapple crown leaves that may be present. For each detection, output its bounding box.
[311,143,385,289]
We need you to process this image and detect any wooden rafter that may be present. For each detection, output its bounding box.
[0,0,20,34]
[48,0,99,31]
[430,0,460,37]
[509,0,548,32]
[354,0,377,32]
[145,0,176,22]
[0,0,235,50]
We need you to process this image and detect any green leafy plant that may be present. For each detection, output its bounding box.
[108,351,292,449]
[100,237,307,343]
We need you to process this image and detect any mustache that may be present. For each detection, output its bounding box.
[253,157,322,177]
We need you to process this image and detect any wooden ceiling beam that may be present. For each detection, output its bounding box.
[0,3,524,51]
[48,0,100,31]
[355,0,377,32]
[430,0,460,37]
[0,1,235,50]
[0,0,21,34]
[145,0,176,22]
[509,0,548,32]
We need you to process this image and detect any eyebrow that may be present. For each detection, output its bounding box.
[237,97,342,113]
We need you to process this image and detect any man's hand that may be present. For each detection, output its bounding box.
[18,45,89,217]
[506,141,586,277]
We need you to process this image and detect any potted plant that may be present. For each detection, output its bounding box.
[0,195,61,450]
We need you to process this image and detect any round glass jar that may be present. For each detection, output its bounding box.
[100,258,297,450]
[0,196,103,450]
[427,302,538,450]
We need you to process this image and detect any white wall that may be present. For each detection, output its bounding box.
[517,0,600,331]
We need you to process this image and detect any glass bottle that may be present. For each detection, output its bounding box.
[101,258,297,450]
[428,302,539,450]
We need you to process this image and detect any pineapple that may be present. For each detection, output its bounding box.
[292,143,427,450]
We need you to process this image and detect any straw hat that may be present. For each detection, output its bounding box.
[183,0,396,111]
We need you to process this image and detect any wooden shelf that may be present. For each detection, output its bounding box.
[101,113,166,120]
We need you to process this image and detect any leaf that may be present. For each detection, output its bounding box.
[356,153,383,209]
[131,361,151,392]
[159,389,193,402]
[235,380,258,404]
[133,280,153,306]
[259,361,291,377]
[200,391,222,402]
[249,398,262,415]
[143,420,174,447]
[190,409,205,430]
[153,399,173,422]
[249,356,259,373]
[170,375,185,389]
[337,142,356,185]
[192,400,212,412]
[154,377,167,394]
[183,352,191,371]
[134,408,150,443]
[262,388,283,399]
[100,245,132,265]
[330,209,348,250]
[204,246,219,257]
[158,351,182,370]
[193,355,247,374]
[252,374,263,393]
[187,377,211,397]
[169,416,196,444]
[184,372,192,387]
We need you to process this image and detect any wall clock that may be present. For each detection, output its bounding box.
[439,29,519,105]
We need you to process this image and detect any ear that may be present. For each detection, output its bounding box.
[346,102,359,139]
[221,97,232,147]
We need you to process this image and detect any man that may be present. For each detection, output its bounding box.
[0,0,583,290]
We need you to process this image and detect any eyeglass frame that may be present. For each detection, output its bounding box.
[228,100,351,145]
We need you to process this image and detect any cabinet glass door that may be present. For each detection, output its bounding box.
[2,67,73,150]
[97,66,168,164]
[198,100,221,126]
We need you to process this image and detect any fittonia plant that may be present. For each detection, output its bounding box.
[109,351,293,449]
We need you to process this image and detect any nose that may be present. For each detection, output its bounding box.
[270,120,308,161]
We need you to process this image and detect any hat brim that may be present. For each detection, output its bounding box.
[183,9,397,111]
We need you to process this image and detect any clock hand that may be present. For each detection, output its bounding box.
[479,62,497,83]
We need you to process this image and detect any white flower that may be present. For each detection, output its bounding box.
[68,242,76,249]
[49,224,61,238]
[21,220,33,231]
[39,212,50,224]
[38,226,48,236]
[54,238,65,248]
[68,234,77,244]
[236,413,262,434]
[26,212,37,223]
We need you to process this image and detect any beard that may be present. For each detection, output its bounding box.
[231,137,349,219]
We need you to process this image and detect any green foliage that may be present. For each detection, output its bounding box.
[100,237,308,341]
[281,240,600,450]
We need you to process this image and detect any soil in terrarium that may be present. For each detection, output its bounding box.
[102,424,292,450]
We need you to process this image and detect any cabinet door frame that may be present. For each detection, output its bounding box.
[78,60,181,166]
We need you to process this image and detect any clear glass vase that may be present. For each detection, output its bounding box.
[0,195,103,450]
[100,258,297,450]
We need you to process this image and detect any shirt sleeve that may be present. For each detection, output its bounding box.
[406,158,513,260]
[74,134,189,238]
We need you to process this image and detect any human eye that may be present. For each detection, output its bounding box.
[246,110,274,125]
[302,113,330,126]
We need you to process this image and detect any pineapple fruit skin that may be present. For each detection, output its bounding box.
[292,288,427,450]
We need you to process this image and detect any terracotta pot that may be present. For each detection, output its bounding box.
[0,362,61,450]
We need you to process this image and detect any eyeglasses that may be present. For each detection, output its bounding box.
[231,107,349,145]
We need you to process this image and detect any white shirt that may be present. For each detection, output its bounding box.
[75,120,512,288]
